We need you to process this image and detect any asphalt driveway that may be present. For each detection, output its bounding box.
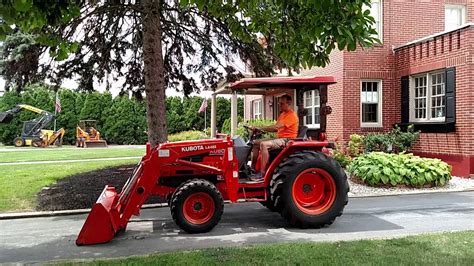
[1,191,473,264]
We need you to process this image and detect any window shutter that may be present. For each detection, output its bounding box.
[250,100,254,119]
[401,76,409,123]
[445,67,456,124]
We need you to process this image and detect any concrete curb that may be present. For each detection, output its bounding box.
[0,203,167,220]
[1,189,473,220]
[349,187,474,198]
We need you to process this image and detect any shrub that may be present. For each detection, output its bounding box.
[348,134,364,157]
[236,119,277,141]
[363,125,420,153]
[168,130,208,142]
[332,150,352,168]
[363,133,392,152]
[391,124,420,153]
[347,152,452,187]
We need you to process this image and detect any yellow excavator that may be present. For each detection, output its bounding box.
[76,120,107,148]
[0,104,65,147]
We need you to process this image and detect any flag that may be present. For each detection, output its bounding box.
[55,92,61,113]
[198,98,208,113]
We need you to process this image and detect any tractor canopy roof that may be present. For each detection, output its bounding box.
[230,75,336,89]
[214,75,336,95]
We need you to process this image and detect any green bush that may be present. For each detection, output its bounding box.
[363,133,392,152]
[348,134,364,157]
[102,96,147,145]
[168,130,209,142]
[391,125,420,153]
[0,86,241,145]
[236,119,277,141]
[332,150,351,168]
[363,125,420,153]
[347,152,452,187]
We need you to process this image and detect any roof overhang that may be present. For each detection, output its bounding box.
[214,75,337,95]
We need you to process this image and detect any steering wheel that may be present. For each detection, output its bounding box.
[243,125,263,143]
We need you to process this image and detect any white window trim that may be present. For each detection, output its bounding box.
[360,80,383,128]
[374,0,383,42]
[303,89,321,129]
[252,99,263,120]
[445,4,466,31]
[409,71,446,123]
[364,0,383,42]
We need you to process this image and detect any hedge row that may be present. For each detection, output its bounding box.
[0,85,243,145]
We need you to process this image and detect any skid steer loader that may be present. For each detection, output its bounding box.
[0,104,65,147]
[76,75,349,245]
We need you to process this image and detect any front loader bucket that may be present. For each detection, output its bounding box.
[0,112,14,123]
[84,140,108,148]
[76,186,120,246]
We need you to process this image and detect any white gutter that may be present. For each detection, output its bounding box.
[394,23,474,51]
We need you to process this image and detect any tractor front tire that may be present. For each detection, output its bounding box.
[13,137,24,147]
[170,179,224,233]
[270,151,349,228]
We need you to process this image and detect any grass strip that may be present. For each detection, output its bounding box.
[62,231,474,265]
[0,159,139,211]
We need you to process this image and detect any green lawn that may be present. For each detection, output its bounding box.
[66,231,474,265]
[0,147,144,163]
[0,159,139,211]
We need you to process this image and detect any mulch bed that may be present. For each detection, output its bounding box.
[36,164,165,211]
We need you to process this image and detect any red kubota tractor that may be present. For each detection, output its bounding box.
[76,76,349,245]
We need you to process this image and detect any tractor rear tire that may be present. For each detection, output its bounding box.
[260,198,277,212]
[170,179,224,233]
[13,137,24,147]
[270,151,349,228]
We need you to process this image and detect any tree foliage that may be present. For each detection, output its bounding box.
[0,31,41,92]
[0,0,379,94]
[0,0,379,146]
[0,88,241,145]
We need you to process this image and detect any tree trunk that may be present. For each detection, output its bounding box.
[142,0,167,147]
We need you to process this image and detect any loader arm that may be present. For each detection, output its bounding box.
[0,104,55,135]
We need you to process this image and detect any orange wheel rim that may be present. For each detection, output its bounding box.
[291,168,336,215]
[183,192,215,224]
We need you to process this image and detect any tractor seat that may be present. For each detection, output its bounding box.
[296,126,308,139]
[289,126,308,142]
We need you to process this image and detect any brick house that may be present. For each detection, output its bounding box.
[243,1,474,177]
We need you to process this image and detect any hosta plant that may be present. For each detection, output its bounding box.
[347,152,452,187]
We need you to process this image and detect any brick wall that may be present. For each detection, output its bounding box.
[394,26,473,158]
[300,49,345,141]
[243,95,263,120]
[340,1,474,176]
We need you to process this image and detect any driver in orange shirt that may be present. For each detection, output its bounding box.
[250,95,299,179]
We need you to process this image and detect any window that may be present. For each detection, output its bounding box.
[361,80,382,127]
[365,0,383,40]
[303,90,320,128]
[252,99,262,119]
[445,5,466,31]
[410,72,445,122]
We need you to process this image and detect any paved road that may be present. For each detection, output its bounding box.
[1,191,473,264]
